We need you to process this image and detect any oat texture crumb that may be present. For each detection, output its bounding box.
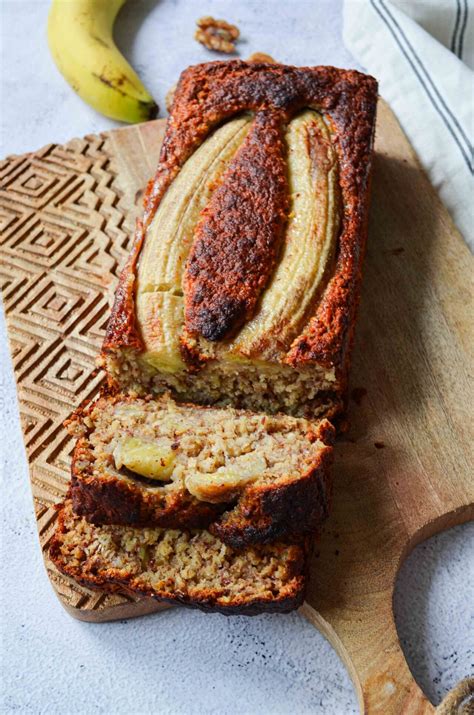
[165,83,177,112]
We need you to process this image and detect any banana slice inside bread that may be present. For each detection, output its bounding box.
[113,437,176,480]
[68,392,334,548]
[50,500,307,615]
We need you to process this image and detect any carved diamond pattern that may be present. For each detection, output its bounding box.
[0,124,164,616]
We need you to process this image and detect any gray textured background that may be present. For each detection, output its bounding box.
[1,1,473,713]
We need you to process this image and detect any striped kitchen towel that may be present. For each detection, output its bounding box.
[343,0,473,248]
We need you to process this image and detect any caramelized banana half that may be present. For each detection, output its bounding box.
[136,116,252,372]
[227,110,340,361]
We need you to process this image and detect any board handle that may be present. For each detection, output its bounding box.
[300,602,434,714]
[435,678,474,714]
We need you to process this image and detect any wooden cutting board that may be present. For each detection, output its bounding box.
[1,100,472,714]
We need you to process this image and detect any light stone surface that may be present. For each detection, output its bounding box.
[0,1,473,713]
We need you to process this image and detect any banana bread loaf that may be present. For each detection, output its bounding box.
[50,60,378,615]
[67,392,334,548]
[50,500,308,615]
[99,60,378,420]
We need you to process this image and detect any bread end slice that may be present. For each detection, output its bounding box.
[50,500,308,615]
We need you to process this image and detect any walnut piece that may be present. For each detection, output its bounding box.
[195,16,240,54]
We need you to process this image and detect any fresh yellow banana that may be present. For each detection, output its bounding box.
[47,0,158,123]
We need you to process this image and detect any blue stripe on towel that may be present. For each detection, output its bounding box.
[458,0,469,60]
[451,0,462,56]
[370,0,473,173]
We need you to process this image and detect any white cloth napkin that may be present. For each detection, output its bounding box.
[343,0,473,248]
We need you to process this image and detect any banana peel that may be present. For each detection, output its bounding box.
[47,0,158,123]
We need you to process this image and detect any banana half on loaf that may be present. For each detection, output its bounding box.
[52,60,378,615]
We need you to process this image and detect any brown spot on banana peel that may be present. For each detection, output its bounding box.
[92,72,127,97]
[90,34,110,49]
[92,72,129,96]
[91,72,158,118]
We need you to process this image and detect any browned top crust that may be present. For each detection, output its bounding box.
[184,110,289,340]
[103,60,378,373]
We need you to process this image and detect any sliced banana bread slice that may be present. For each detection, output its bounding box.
[67,392,334,548]
[50,500,307,615]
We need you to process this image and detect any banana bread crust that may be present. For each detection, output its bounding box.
[68,393,335,547]
[102,60,377,379]
[210,450,332,548]
[50,501,308,615]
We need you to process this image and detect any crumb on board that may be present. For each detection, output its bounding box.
[247,52,277,64]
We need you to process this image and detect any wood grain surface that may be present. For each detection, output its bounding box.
[1,101,472,713]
